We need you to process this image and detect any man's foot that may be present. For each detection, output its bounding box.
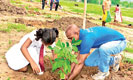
[112,54,122,72]
[92,70,110,80]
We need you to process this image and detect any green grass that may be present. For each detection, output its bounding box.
[44,14,61,19]
[129,68,133,71]
[0,23,31,32]
[45,14,52,18]
[25,5,30,10]
[8,40,12,45]
[122,57,133,64]
[33,8,39,12]
[60,0,133,18]
[10,0,22,4]
[122,20,133,25]
[33,0,41,2]
[6,77,10,80]
[124,47,133,53]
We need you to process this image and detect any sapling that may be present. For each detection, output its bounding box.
[48,38,82,79]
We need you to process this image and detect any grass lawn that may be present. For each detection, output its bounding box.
[60,0,133,18]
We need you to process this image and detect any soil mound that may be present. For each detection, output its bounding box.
[0,0,27,15]
[44,17,99,30]
[32,57,133,80]
[15,17,99,30]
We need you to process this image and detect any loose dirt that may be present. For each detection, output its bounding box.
[0,0,27,15]
[0,0,133,80]
[109,22,133,29]
[34,58,133,80]
[15,17,99,30]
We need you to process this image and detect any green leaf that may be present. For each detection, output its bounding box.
[72,38,76,44]
[72,40,82,46]
[63,60,71,74]
[48,46,53,50]
[49,57,53,65]
[53,47,60,54]
[72,45,78,52]
[62,42,65,47]
[56,40,62,48]
[52,59,65,72]
[66,42,69,47]
[60,71,65,79]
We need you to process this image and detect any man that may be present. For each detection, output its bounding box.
[65,24,126,80]
[50,0,54,10]
[42,0,46,10]
[102,0,111,26]
[55,0,59,11]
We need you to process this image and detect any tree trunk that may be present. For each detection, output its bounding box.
[99,0,101,5]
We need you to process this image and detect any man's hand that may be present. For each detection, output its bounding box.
[68,54,88,80]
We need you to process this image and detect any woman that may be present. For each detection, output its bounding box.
[5,28,58,75]
[114,4,122,22]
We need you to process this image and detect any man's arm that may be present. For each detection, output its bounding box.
[68,54,88,80]
[70,52,80,73]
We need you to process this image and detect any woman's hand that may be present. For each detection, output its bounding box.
[30,62,40,74]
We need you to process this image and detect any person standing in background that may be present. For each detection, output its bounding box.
[50,0,54,10]
[102,0,111,26]
[114,4,122,22]
[55,0,59,11]
[42,0,46,10]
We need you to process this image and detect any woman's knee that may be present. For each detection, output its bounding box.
[18,66,28,72]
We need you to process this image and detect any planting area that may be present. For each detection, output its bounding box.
[0,0,133,80]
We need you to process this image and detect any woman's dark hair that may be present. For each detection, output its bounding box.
[52,28,59,37]
[35,28,59,44]
[117,4,119,7]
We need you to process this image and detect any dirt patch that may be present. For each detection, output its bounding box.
[44,17,99,30]
[109,22,133,29]
[15,18,45,27]
[15,17,98,30]
[28,10,41,15]
[0,0,27,15]
[33,58,133,80]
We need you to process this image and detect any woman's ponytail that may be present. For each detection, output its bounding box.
[52,28,59,37]
[35,29,44,41]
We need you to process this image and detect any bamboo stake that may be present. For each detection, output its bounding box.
[83,0,87,29]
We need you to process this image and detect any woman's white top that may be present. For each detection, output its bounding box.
[5,30,55,71]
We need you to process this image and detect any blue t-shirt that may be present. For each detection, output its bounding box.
[77,26,125,54]
[56,0,59,2]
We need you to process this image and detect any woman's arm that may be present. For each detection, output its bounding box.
[21,38,40,73]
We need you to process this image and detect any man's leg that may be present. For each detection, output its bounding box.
[92,40,126,80]
[99,40,126,72]
[50,2,53,10]
[42,0,45,9]
[55,2,59,11]
[85,49,100,67]
[102,21,106,26]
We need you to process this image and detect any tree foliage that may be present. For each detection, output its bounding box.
[48,38,82,79]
